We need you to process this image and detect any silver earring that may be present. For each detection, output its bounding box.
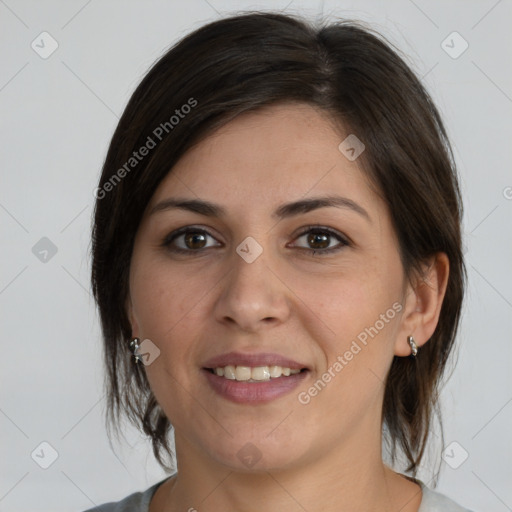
[129,337,143,364]
[408,335,418,357]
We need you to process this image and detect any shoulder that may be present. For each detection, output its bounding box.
[80,477,172,512]
[418,480,476,512]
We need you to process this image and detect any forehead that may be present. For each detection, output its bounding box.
[147,103,378,216]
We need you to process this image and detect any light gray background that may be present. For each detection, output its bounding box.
[1,1,511,511]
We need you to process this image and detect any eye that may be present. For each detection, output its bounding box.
[291,226,350,256]
[162,225,350,256]
[162,227,221,254]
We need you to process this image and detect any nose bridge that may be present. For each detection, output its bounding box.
[214,234,290,330]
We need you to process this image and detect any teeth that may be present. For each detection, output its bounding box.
[211,365,302,381]
[235,366,252,381]
[251,366,270,380]
[269,365,282,378]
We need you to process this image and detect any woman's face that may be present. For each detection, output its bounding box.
[127,103,415,471]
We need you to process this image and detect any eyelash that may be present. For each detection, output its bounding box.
[161,225,350,257]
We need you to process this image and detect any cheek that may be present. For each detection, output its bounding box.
[310,269,400,339]
[298,260,403,387]
[291,272,402,426]
[131,257,213,337]
[129,257,228,402]
[131,262,213,418]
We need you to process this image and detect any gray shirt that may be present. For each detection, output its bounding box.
[82,476,475,511]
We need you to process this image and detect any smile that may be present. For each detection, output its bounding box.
[208,365,303,381]
[203,366,309,404]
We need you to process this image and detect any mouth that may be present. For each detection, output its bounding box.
[201,352,310,404]
[202,365,310,405]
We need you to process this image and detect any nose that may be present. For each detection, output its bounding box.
[213,242,291,333]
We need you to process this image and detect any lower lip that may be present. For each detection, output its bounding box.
[203,369,309,404]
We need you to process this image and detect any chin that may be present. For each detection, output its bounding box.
[201,433,308,473]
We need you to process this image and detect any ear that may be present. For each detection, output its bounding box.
[394,252,450,357]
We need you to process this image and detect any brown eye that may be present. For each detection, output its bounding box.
[292,227,349,255]
[306,232,330,250]
[183,232,207,250]
[162,227,220,254]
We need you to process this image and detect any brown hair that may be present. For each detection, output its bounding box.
[91,11,465,479]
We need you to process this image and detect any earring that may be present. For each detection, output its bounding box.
[408,335,418,357]
[129,337,143,364]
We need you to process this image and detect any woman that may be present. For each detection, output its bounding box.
[87,11,473,512]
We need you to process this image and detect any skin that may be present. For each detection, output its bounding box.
[126,103,449,512]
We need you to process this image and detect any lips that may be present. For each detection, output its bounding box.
[202,351,309,371]
[203,368,308,403]
[202,351,310,404]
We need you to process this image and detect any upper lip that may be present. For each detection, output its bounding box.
[202,351,309,370]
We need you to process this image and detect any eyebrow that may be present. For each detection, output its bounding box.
[149,195,371,222]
